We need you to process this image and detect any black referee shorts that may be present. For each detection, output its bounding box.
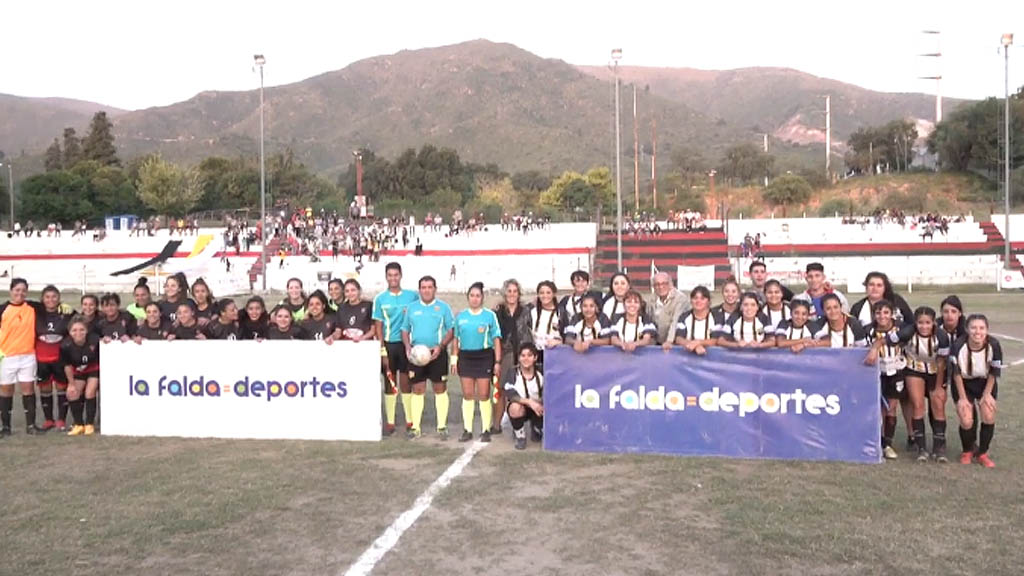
[384,341,408,374]
[410,350,448,385]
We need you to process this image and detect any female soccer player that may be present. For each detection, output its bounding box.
[863,300,907,460]
[811,293,868,348]
[601,272,631,320]
[336,279,375,341]
[674,286,727,355]
[167,303,201,340]
[718,292,773,348]
[300,291,340,342]
[126,278,151,321]
[530,280,563,351]
[940,295,966,344]
[760,280,792,334]
[280,278,308,322]
[453,282,502,443]
[135,302,172,341]
[950,314,1002,468]
[1,278,46,435]
[191,278,219,324]
[203,299,241,340]
[35,285,73,430]
[240,296,270,340]
[79,294,100,334]
[96,293,137,342]
[849,272,913,327]
[894,306,950,462]
[61,317,100,436]
[712,278,741,318]
[494,279,532,434]
[503,343,544,450]
[327,278,345,312]
[266,305,306,340]
[775,300,819,352]
[610,290,657,352]
[559,270,601,320]
[563,294,614,353]
[158,275,191,323]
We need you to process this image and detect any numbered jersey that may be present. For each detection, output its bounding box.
[337,301,373,340]
[137,320,172,341]
[59,334,100,376]
[300,316,337,341]
[96,311,138,340]
[36,309,72,362]
[203,320,241,341]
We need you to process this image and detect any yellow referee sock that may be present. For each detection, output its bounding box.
[462,399,475,434]
[401,394,413,428]
[410,393,425,433]
[384,394,397,426]
[479,398,493,433]
[435,390,450,431]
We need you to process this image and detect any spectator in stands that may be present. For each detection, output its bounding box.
[650,272,690,349]
[748,261,794,305]
[792,262,849,320]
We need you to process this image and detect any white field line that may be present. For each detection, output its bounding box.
[343,441,489,576]
[990,332,1024,343]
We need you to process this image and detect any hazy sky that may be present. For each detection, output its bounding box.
[5,0,1022,111]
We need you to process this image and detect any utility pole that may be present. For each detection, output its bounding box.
[633,84,640,212]
[825,95,832,180]
[763,133,769,187]
[1002,33,1014,269]
[254,54,267,291]
[651,119,657,211]
[612,49,623,269]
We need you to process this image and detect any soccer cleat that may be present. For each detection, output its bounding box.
[24,425,38,436]
[0,427,10,439]
[490,425,502,435]
[480,430,492,443]
[959,451,974,465]
[883,446,898,460]
[405,422,414,430]
[438,428,449,441]
[56,419,67,431]
[935,452,949,464]
[406,428,421,440]
[84,425,96,436]
[905,437,915,452]
[67,425,86,436]
[514,436,527,450]
[916,448,929,463]
[41,420,56,431]
[531,426,543,443]
[977,454,995,469]
[458,431,473,443]
[383,424,396,437]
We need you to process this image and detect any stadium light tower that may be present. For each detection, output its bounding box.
[1002,34,1013,269]
[919,31,943,123]
[0,161,12,230]
[611,48,623,269]
[254,54,267,290]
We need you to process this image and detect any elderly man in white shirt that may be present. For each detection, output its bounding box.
[649,272,691,350]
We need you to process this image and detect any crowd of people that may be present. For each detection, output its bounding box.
[0,259,1003,464]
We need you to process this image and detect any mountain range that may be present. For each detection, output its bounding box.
[1,40,963,179]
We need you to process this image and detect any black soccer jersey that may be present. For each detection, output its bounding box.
[893,325,950,375]
[96,311,137,340]
[336,300,373,339]
[850,295,914,328]
[137,320,172,341]
[559,291,603,321]
[563,313,615,343]
[870,323,906,376]
[950,337,1003,380]
[300,315,337,341]
[194,301,221,322]
[266,325,306,341]
[170,322,201,340]
[239,317,268,340]
[158,298,194,324]
[60,334,100,375]
[203,319,241,340]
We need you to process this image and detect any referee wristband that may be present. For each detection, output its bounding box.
[450,354,459,366]
[380,347,388,357]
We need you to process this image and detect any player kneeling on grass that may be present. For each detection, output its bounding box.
[610,290,657,351]
[863,300,907,460]
[503,344,544,450]
[402,276,455,440]
[453,282,502,443]
[949,315,1002,468]
[61,317,100,436]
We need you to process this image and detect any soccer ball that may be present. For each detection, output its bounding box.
[409,345,433,367]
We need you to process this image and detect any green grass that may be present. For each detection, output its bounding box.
[2,289,1023,574]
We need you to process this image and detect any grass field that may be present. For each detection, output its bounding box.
[2,288,1024,575]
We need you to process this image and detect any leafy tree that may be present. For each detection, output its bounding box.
[62,128,82,169]
[71,161,141,216]
[539,167,614,213]
[670,146,710,187]
[845,120,917,174]
[928,95,1024,176]
[44,139,63,172]
[511,170,551,194]
[719,142,774,185]
[20,171,94,223]
[763,173,812,217]
[476,176,520,213]
[82,111,120,166]
[136,156,202,217]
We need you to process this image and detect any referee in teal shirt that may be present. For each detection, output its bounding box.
[372,262,420,435]
[401,275,455,439]
[453,282,502,443]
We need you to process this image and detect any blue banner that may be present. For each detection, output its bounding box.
[543,346,881,463]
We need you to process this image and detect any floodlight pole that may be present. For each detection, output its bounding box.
[255,54,267,290]
[612,49,623,270]
[1003,35,1013,269]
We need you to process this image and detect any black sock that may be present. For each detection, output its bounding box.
[509,415,526,431]
[57,390,68,422]
[959,425,975,453]
[70,399,85,426]
[22,393,37,428]
[883,415,897,447]
[978,423,995,455]
[85,398,97,425]
[912,418,926,451]
[530,414,544,433]
[932,420,947,454]
[0,396,11,429]
[40,391,54,421]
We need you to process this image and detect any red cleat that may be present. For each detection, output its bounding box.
[41,420,56,431]
[959,451,974,465]
[977,454,996,468]
[56,419,67,431]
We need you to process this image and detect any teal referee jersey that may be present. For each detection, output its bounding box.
[372,289,418,343]
[402,299,455,348]
[455,308,502,350]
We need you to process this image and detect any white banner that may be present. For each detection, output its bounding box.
[676,265,716,292]
[100,340,381,441]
